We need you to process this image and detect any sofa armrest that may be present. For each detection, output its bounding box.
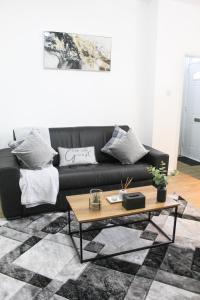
[143,145,169,174]
[0,148,20,170]
[0,148,22,219]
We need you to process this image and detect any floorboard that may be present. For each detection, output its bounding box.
[168,172,200,208]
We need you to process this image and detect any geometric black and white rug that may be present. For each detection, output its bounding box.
[0,196,200,300]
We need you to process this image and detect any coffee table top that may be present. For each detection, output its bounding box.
[66,186,179,223]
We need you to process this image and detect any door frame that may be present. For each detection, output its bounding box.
[179,55,200,159]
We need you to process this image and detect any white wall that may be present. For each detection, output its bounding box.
[0,0,155,148]
[133,0,158,145]
[152,0,200,171]
[3,0,200,171]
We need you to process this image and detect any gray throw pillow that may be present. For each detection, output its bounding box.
[11,130,57,169]
[8,139,27,168]
[101,126,127,155]
[58,146,98,167]
[8,139,24,150]
[108,129,149,164]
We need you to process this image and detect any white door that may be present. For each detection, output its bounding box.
[180,57,200,162]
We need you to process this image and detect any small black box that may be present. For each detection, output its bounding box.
[122,192,145,210]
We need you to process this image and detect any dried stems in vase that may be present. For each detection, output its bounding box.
[121,177,133,190]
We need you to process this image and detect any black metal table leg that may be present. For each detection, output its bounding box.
[79,223,83,263]
[68,210,71,235]
[68,205,179,264]
[172,206,178,242]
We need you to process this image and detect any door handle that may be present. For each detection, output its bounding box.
[194,118,200,122]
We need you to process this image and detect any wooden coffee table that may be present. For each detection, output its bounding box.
[66,186,179,263]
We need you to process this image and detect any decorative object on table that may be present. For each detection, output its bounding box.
[122,192,145,210]
[147,161,168,202]
[119,177,133,200]
[89,189,102,210]
[44,31,111,71]
[106,194,122,204]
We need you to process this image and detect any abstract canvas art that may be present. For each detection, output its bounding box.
[44,31,111,71]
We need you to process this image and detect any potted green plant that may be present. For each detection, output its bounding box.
[147,161,168,202]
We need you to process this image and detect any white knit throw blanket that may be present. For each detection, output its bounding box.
[14,127,58,208]
[19,165,59,208]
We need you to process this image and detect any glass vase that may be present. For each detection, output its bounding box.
[89,189,102,211]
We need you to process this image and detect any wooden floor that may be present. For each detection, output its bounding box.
[168,172,200,208]
[177,161,200,179]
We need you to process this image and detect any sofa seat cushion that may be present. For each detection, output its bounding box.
[58,162,152,190]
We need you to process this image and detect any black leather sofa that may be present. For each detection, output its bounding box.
[0,126,169,219]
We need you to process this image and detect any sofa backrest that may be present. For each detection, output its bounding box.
[49,125,129,166]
